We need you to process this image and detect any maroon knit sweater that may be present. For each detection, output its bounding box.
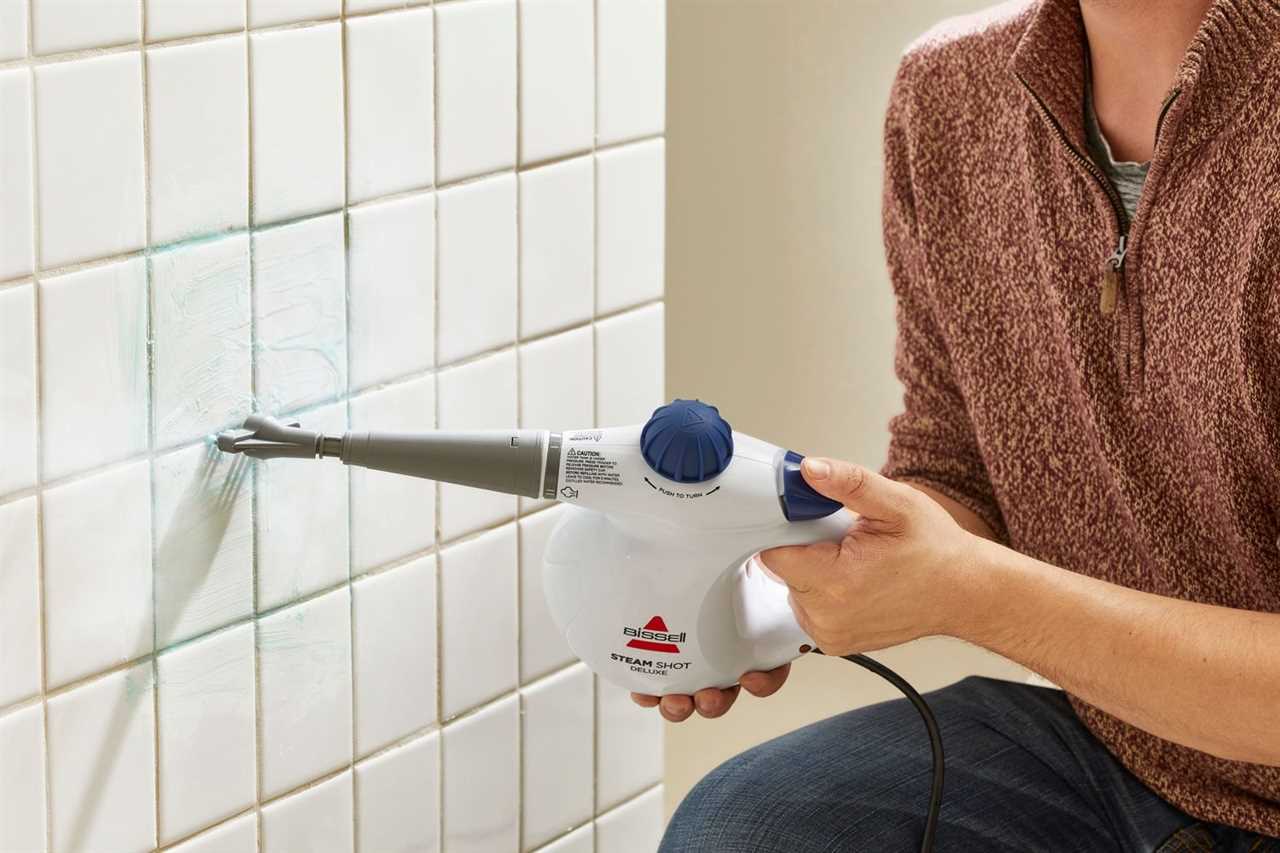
[879,0,1280,835]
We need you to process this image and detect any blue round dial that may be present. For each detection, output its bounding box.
[640,399,734,483]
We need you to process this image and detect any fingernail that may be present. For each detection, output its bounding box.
[803,458,831,479]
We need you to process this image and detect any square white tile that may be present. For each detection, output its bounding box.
[39,258,148,480]
[355,733,439,853]
[0,704,45,853]
[595,304,664,427]
[147,0,244,41]
[352,555,437,754]
[156,624,256,844]
[345,9,433,203]
[46,663,155,853]
[347,194,434,391]
[595,786,665,853]
[148,37,249,245]
[153,443,253,648]
[33,0,139,54]
[252,213,347,414]
[521,327,593,432]
[596,139,665,314]
[0,70,33,281]
[250,24,344,225]
[519,326,592,511]
[256,401,348,611]
[0,284,36,494]
[437,173,517,365]
[0,498,39,706]
[249,0,339,28]
[439,523,517,718]
[596,677,663,810]
[257,587,353,798]
[42,460,152,688]
[596,0,665,145]
[522,664,593,851]
[0,0,26,61]
[168,812,257,853]
[519,0,592,164]
[436,351,517,541]
[150,233,252,449]
[518,156,593,339]
[350,377,436,573]
[538,823,593,853]
[518,506,576,682]
[435,0,516,183]
[442,695,518,853]
[261,771,353,853]
[35,51,145,268]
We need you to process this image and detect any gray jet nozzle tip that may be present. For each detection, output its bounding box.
[215,430,247,453]
[214,414,329,461]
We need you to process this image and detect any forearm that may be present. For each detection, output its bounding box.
[955,537,1280,766]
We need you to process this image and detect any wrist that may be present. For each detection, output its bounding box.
[938,533,1023,646]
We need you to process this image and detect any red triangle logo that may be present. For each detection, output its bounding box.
[625,615,681,654]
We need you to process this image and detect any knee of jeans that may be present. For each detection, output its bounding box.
[660,753,769,851]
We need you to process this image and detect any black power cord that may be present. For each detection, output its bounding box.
[814,651,944,853]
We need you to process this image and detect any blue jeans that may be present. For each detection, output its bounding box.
[661,676,1278,852]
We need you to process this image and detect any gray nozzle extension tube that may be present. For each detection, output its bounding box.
[342,430,547,498]
[216,415,554,498]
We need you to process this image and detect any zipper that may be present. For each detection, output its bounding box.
[1015,74,1182,316]
[1016,71,1184,398]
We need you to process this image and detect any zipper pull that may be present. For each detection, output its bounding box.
[1100,235,1127,316]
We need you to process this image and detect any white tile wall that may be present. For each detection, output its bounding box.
[35,52,146,268]
[0,0,665,848]
[147,37,249,246]
[0,285,36,494]
[0,703,46,852]
[0,69,34,282]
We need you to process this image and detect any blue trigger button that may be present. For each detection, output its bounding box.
[778,450,842,521]
[641,399,734,483]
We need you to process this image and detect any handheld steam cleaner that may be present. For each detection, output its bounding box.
[218,399,944,852]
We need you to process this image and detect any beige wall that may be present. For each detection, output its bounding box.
[665,0,1028,818]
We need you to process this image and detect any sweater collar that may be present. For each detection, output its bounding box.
[1009,0,1280,157]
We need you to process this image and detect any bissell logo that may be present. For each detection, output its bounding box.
[623,616,685,654]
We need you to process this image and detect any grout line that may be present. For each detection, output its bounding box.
[17,133,662,284]
[513,3,525,847]
[429,6,444,849]
[25,0,55,844]
[139,0,165,836]
[338,11,361,848]
[243,0,264,838]
[591,1,602,844]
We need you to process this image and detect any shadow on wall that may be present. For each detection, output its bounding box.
[65,449,248,852]
[665,0,1029,818]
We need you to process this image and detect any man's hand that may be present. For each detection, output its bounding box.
[761,457,980,656]
[628,456,981,722]
[630,665,790,722]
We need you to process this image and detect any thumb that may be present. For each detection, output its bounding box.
[801,457,914,521]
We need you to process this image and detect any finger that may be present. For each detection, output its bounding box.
[758,540,840,592]
[740,663,791,698]
[659,694,695,723]
[801,457,915,521]
[630,693,661,708]
[693,686,740,719]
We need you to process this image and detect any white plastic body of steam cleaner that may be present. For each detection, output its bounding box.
[218,398,944,851]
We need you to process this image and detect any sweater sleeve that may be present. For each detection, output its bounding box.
[878,60,1008,543]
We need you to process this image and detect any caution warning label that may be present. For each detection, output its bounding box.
[563,447,622,486]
